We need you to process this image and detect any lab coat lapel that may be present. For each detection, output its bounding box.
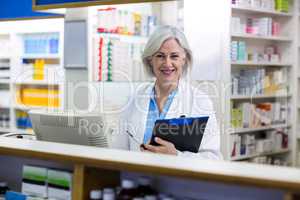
[133,83,153,145]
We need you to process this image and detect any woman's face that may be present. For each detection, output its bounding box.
[150,38,186,86]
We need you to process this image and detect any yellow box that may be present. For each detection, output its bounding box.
[18,87,60,107]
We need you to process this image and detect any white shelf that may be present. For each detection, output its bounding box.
[0,57,10,60]
[14,104,50,110]
[231,94,291,100]
[231,149,290,161]
[230,124,291,134]
[14,128,34,135]
[96,33,148,43]
[231,6,293,17]
[231,33,292,41]
[231,61,292,67]
[21,54,60,59]
[0,72,10,78]
[0,105,11,109]
[0,127,11,133]
[13,81,60,86]
[0,79,10,84]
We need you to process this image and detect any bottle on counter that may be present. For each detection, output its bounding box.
[136,177,156,197]
[117,179,137,200]
[90,189,102,200]
[0,182,9,199]
[144,195,157,200]
[132,198,144,200]
[161,197,174,200]
[103,187,115,200]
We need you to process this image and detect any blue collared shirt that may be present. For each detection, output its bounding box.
[143,88,178,144]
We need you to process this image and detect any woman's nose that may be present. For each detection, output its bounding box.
[164,56,172,66]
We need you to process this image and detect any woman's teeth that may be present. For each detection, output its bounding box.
[161,69,175,75]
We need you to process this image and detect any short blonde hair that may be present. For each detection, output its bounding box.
[142,25,193,76]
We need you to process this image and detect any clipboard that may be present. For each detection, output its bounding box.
[149,116,209,153]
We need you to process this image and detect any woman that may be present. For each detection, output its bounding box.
[112,25,222,159]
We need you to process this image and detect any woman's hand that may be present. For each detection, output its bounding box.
[142,137,177,155]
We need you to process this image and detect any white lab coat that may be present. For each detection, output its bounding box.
[111,79,223,160]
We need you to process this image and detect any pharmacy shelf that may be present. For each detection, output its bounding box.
[231,33,292,41]
[231,94,291,100]
[230,124,291,134]
[97,33,148,43]
[14,128,34,135]
[0,105,11,109]
[13,104,50,110]
[231,61,292,67]
[0,72,10,78]
[231,6,293,17]
[0,127,11,133]
[21,54,60,59]
[0,79,10,84]
[13,81,60,86]
[231,149,290,161]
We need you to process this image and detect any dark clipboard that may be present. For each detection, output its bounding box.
[150,116,209,153]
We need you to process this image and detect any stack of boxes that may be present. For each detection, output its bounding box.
[21,165,72,200]
[16,86,59,108]
[231,128,289,163]
[95,36,150,82]
[97,8,156,37]
[275,0,289,12]
[230,101,287,129]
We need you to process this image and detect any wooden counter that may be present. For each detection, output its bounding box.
[0,137,300,199]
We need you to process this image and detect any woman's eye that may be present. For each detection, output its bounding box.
[171,55,179,59]
[155,54,163,58]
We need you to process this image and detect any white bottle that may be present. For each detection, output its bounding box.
[161,197,174,200]
[103,192,115,200]
[133,198,144,200]
[90,190,102,200]
[103,188,115,200]
[144,195,157,200]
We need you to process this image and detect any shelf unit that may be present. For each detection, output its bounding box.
[296,0,300,166]
[230,94,291,100]
[231,148,290,161]
[0,19,64,135]
[231,5,293,17]
[229,124,291,134]
[228,0,297,166]
[231,33,292,41]
[231,61,292,66]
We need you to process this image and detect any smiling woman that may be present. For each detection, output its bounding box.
[112,25,223,160]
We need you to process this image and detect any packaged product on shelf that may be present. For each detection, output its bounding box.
[0,182,9,199]
[90,190,102,200]
[117,179,138,200]
[16,110,32,130]
[136,177,156,197]
[97,8,156,36]
[103,188,115,200]
[275,0,289,12]
[33,59,45,80]
[17,86,60,107]
[94,35,149,82]
[0,90,10,107]
[47,169,72,200]
[21,165,47,198]
[4,191,26,200]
